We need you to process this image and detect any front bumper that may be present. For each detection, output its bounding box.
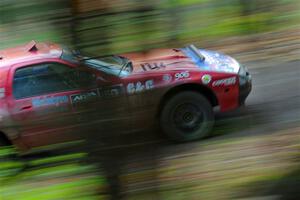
[238,71,252,105]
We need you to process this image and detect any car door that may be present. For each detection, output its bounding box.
[7,60,98,148]
[124,75,163,131]
[70,70,131,139]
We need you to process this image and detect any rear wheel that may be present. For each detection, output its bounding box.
[0,133,10,147]
[160,91,214,142]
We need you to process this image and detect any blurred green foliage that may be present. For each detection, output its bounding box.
[0,147,106,200]
[0,1,299,199]
[1,127,299,200]
[0,0,299,54]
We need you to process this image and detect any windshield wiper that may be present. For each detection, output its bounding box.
[79,54,115,61]
[84,60,116,71]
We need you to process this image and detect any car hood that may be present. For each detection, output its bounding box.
[122,48,240,74]
[197,49,240,73]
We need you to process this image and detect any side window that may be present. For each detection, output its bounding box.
[13,62,97,99]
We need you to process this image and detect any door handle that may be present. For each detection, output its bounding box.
[20,105,32,111]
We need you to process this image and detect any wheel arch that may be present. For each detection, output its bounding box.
[0,131,12,146]
[157,83,218,117]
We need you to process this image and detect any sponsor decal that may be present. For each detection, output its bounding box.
[127,80,154,94]
[71,89,99,104]
[71,86,124,105]
[175,71,190,80]
[145,80,154,89]
[212,77,236,87]
[162,74,172,83]
[32,96,68,107]
[201,74,212,84]
[141,63,166,71]
[99,85,123,98]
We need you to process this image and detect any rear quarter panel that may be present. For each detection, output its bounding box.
[0,66,20,143]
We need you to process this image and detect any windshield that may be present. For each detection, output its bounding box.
[82,56,131,77]
[61,48,132,77]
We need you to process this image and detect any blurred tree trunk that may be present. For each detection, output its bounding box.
[70,0,111,53]
[238,0,277,34]
[70,0,80,49]
[0,0,17,40]
[238,0,257,34]
[167,0,182,46]
[130,0,159,50]
[239,0,256,16]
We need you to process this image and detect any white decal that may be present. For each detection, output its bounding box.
[175,71,190,80]
[212,77,236,87]
[99,85,123,98]
[70,90,98,104]
[110,88,120,96]
[127,80,154,94]
[201,74,212,84]
[141,63,166,71]
[127,83,136,94]
[162,74,172,83]
[145,80,154,89]
[135,81,145,92]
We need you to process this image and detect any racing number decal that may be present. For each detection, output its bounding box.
[175,71,190,80]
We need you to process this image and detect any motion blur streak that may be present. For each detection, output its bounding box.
[0,0,300,199]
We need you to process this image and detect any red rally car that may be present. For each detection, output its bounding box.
[0,41,251,151]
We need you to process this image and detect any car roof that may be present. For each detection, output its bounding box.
[0,41,63,68]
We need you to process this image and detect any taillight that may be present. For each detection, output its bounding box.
[0,88,5,99]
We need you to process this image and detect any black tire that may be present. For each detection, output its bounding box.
[0,134,10,147]
[160,91,214,142]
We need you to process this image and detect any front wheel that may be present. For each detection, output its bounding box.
[160,91,214,142]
